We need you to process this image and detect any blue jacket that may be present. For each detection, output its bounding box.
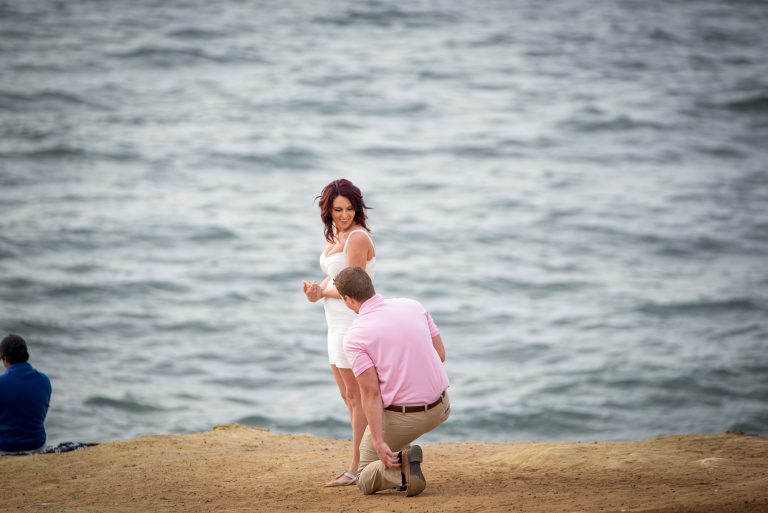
[0,362,52,452]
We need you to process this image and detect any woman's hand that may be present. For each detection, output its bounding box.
[302,281,323,303]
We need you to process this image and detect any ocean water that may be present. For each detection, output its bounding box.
[1,0,767,445]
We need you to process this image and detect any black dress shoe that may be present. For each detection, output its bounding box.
[402,445,425,497]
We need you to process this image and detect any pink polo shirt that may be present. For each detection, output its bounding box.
[343,294,449,407]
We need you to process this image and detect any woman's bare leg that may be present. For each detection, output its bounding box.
[338,367,367,475]
[324,365,367,486]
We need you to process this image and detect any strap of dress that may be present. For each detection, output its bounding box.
[343,229,374,253]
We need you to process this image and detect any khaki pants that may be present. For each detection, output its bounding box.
[356,392,451,495]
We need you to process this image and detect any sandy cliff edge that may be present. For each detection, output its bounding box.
[2,424,767,513]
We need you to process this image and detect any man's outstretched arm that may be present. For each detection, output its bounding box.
[432,334,445,362]
[356,367,399,469]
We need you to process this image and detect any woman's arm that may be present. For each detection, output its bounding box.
[320,231,373,300]
[344,231,374,269]
[303,276,330,303]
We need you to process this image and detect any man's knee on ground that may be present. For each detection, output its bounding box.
[357,479,376,495]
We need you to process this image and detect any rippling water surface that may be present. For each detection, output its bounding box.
[1,0,767,444]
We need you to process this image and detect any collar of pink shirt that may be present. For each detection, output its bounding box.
[358,293,384,314]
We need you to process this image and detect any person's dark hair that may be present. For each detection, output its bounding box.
[0,334,30,364]
[334,267,376,302]
[316,178,371,243]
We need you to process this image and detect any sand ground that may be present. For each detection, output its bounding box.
[2,424,767,513]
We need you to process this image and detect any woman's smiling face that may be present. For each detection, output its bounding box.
[331,195,356,232]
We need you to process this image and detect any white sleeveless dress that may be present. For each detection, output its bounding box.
[319,229,376,369]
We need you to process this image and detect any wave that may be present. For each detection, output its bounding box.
[280,417,350,432]
[156,320,223,335]
[315,6,458,29]
[1,145,86,159]
[358,145,432,157]
[469,276,596,295]
[729,414,768,435]
[0,236,22,259]
[45,283,107,298]
[236,415,272,428]
[747,222,768,244]
[0,124,55,141]
[205,377,277,390]
[85,396,164,413]
[559,114,669,133]
[36,279,191,300]
[298,73,371,88]
[282,98,429,117]
[187,226,239,242]
[359,139,541,161]
[719,94,768,113]
[649,28,682,44]
[636,298,766,317]
[715,324,762,340]
[0,247,17,260]
[223,396,257,406]
[0,28,43,41]
[359,101,429,116]
[112,45,263,66]
[0,145,140,162]
[455,408,606,440]
[653,235,738,257]
[236,416,365,440]
[697,26,757,46]
[116,45,214,62]
[469,32,516,48]
[59,263,103,275]
[565,223,739,258]
[631,375,768,408]
[694,144,747,159]
[204,146,319,170]
[417,70,467,82]
[0,317,70,337]
[446,139,546,159]
[449,144,506,159]
[166,27,227,40]
[0,90,110,112]
[127,276,192,293]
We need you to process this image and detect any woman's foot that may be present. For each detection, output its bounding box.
[324,470,357,487]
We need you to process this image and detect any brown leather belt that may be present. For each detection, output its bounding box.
[385,391,446,413]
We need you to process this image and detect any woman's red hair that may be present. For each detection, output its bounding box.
[316,179,371,243]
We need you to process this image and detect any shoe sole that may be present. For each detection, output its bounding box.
[405,445,425,497]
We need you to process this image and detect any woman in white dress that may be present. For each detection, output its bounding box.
[302,178,376,487]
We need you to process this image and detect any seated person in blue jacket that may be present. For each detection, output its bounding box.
[0,334,52,455]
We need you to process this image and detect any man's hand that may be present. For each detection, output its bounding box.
[356,368,398,469]
[374,440,399,469]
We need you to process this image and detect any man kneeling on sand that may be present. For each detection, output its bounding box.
[335,267,450,497]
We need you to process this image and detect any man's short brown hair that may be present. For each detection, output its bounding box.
[334,267,375,302]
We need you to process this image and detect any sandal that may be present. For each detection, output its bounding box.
[324,470,357,487]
